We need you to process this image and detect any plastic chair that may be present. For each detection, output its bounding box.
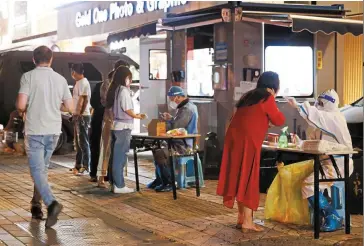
[174,156,204,189]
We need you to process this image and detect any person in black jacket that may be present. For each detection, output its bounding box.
[89,82,104,182]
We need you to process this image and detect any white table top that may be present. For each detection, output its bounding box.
[132,133,200,139]
[262,144,357,156]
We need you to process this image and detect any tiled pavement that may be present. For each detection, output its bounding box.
[0,153,362,246]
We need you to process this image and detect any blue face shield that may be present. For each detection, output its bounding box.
[315,93,337,110]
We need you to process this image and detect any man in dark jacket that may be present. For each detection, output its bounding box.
[89,82,104,181]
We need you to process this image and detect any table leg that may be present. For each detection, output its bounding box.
[133,140,140,192]
[344,154,350,234]
[314,155,320,239]
[193,138,200,197]
[168,140,177,200]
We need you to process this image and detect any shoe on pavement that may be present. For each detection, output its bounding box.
[77,168,89,176]
[71,168,79,175]
[147,179,161,189]
[89,177,97,182]
[45,201,63,228]
[31,206,43,220]
[113,186,135,194]
[155,184,173,192]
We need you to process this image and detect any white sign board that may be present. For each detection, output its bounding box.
[215,42,228,62]
[76,1,188,28]
[234,81,257,101]
[240,81,257,93]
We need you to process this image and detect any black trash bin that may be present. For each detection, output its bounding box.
[202,132,222,179]
[260,150,278,193]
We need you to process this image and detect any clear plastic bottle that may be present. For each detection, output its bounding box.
[278,127,289,148]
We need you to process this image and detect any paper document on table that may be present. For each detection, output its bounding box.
[240,81,257,93]
[300,140,352,153]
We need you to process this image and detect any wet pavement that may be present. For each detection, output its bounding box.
[0,153,362,246]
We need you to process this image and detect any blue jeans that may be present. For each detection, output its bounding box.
[110,129,131,188]
[74,116,91,170]
[24,135,59,207]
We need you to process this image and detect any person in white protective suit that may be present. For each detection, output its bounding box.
[286,89,354,232]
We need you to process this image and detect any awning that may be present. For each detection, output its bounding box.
[158,2,362,36]
[159,12,222,28]
[238,13,363,36]
[290,15,363,36]
[107,22,157,44]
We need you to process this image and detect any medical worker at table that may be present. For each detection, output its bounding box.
[147,86,204,192]
[278,89,354,232]
[217,71,285,232]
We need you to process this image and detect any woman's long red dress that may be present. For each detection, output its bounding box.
[216,95,285,211]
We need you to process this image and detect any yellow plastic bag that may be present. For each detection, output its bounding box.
[265,160,314,225]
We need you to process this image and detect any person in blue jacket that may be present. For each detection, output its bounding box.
[148,86,204,192]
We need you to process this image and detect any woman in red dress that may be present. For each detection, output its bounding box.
[216,71,285,232]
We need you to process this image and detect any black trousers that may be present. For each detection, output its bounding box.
[89,108,104,178]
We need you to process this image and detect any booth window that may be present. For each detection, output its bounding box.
[149,50,167,80]
[265,46,313,97]
[187,48,214,97]
[264,24,314,98]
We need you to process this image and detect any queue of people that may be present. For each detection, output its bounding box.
[84,61,204,194]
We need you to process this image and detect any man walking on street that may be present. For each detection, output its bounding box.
[71,63,92,176]
[17,46,73,227]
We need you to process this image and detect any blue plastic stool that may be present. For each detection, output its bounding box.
[174,156,204,189]
[309,182,345,225]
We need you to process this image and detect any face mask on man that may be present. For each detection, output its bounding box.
[169,98,178,109]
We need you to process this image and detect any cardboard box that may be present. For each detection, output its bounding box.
[148,119,166,136]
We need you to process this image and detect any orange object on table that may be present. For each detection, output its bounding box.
[267,133,279,143]
[147,119,166,136]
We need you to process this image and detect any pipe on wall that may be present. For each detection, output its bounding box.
[334,32,337,91]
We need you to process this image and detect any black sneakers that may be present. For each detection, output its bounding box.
[45,201,63,228]
[155,184,173,192]
[31,206,43,220]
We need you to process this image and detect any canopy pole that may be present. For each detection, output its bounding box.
[334,33,338,91]
[170,27,175,88]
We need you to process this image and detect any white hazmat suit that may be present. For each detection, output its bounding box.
[296,89,354,198]
[286,89,353,232]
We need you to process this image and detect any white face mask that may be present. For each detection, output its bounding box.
[169,100,178,110]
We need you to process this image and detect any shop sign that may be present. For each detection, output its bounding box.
[75,1,188,28]
[221,8,231,23]
[234,7,242,22]
[215,42,228,62]
[316,50,323,70]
